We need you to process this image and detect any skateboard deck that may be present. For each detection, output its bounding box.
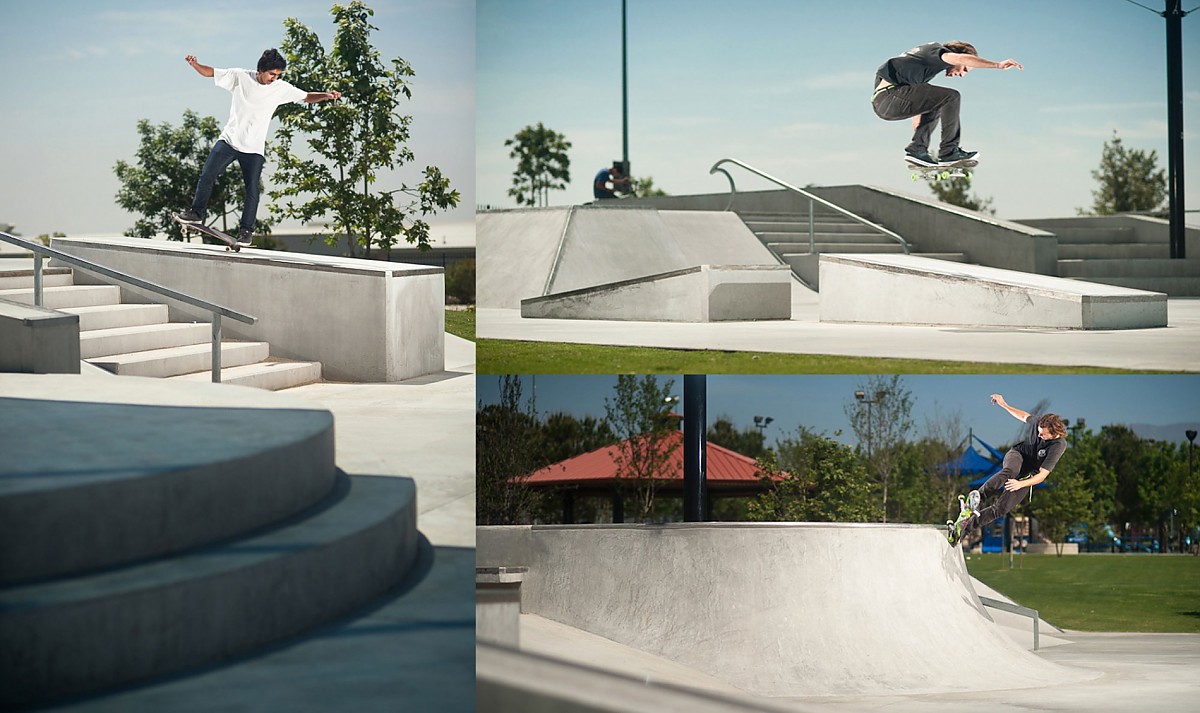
[906,158,978,183]
[171,214,241,252]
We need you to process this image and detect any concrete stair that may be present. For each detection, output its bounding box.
[738,210,967,288]
[0,382,421,708]
[1017,219,1200,296]
[0,268,321,389]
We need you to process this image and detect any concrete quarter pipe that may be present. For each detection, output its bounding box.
[477,523,1098,698]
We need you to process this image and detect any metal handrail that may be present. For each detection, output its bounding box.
[0,232,256,383]
[978,595,1041,651]
[709,158,909,254]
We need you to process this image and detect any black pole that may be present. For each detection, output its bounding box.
[1166,0,1186,258]
[621,0,629,180]
[683,375,707,522]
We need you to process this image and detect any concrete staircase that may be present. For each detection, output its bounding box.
[0,267,321,389]
[1017,218,1200,296]
[736,209,967,287]
[0,376,420,708]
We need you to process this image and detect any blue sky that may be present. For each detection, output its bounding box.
[477,375,1200,449]
[477,0,1199,224]
[0,0,474,237]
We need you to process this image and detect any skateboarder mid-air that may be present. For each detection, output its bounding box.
[948,394,1067,546]
[174,50,341,246]
[872,42,1023,167]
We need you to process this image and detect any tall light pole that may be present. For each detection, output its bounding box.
[621,0,629,180]
[1164,0,1187,258]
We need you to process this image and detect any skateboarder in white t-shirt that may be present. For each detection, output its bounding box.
[174,49,341,245]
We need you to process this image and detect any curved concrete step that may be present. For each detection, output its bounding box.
[0,395,336,584]
[0,473,419,708]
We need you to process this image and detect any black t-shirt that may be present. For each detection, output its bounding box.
[1013,414,1067,476]
[875,42,952,87]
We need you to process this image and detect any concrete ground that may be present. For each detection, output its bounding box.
[478,284,1200,372]
[513,615,1200,713]
[34,335,476,712]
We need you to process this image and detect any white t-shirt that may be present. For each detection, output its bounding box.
[213,68,308,156]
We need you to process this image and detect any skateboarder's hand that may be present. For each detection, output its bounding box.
[186,55,199,67]
[990,393,1007,407]
[1004,479,1023,492]
[997,59,1023,70]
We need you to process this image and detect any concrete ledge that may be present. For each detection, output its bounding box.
[0,298,80,374]
[819,254,1167,330]
[477,566,528,647]
[521,265,792,322]
[50,237,444,381]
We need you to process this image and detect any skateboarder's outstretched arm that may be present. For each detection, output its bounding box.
[185,55,214,78]
[990,393,1030,423]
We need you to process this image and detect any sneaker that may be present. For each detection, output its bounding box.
[967,489,981,512]
[938,148,979,164]
[235,227,254,246]
[175,209,203,224]
[905,149,938,166]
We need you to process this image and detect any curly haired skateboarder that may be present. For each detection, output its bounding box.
[174,49,341,246]
[872,41,1022,167]
[949,394,1067,546]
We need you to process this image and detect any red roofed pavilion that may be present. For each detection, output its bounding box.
[519,429,778,523]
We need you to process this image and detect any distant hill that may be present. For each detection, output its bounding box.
[1127,423,1200,444]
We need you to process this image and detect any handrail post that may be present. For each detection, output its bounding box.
[34,253,44,307]
[808,198,815,253]
[211,314,222,384]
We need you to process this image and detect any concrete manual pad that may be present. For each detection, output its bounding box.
[521,264,792,322]
[819,254,1167,329]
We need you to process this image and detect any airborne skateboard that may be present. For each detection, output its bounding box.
[907,157,978,183]
[171,213,242,252]
[946,489,981,545]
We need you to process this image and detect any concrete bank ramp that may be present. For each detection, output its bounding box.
[819,254,1167,330]
[478,206,786,320]
[477,523,1096,698]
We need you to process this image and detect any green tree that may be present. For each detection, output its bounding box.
[603,375,678,521]
[888,438,958,525]
[476,376,545,525]
[927,176,995,215]
[1082,130,1167,215]
[505,122,572,207]
[844,375,915,522]
[271,1,460,259]
[538,412,618,466]
[747,427,879,522]
[1029,436,1101,555]
[634,175,668,197]
[707,415,767,459]
[114,110,264,240]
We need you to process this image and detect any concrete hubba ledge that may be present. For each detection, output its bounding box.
[477,523,1098,698]
[478,205,786,315]
[50,236,445,382]
[520,264,792,322]
[819,254,1168,330]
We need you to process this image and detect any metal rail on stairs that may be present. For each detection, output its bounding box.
[709,158,909,254]
[0,232,257,383]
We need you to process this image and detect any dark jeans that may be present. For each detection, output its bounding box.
[963,450,1029,538]
[872,83,962,157]
[190,139,265,232]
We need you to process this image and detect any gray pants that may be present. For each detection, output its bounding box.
[962,450,1029,539]
[872,83,962,157]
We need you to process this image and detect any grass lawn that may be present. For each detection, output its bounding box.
[477,339,1154,375]
[965,553,1200,633]
[445,308,475,341]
